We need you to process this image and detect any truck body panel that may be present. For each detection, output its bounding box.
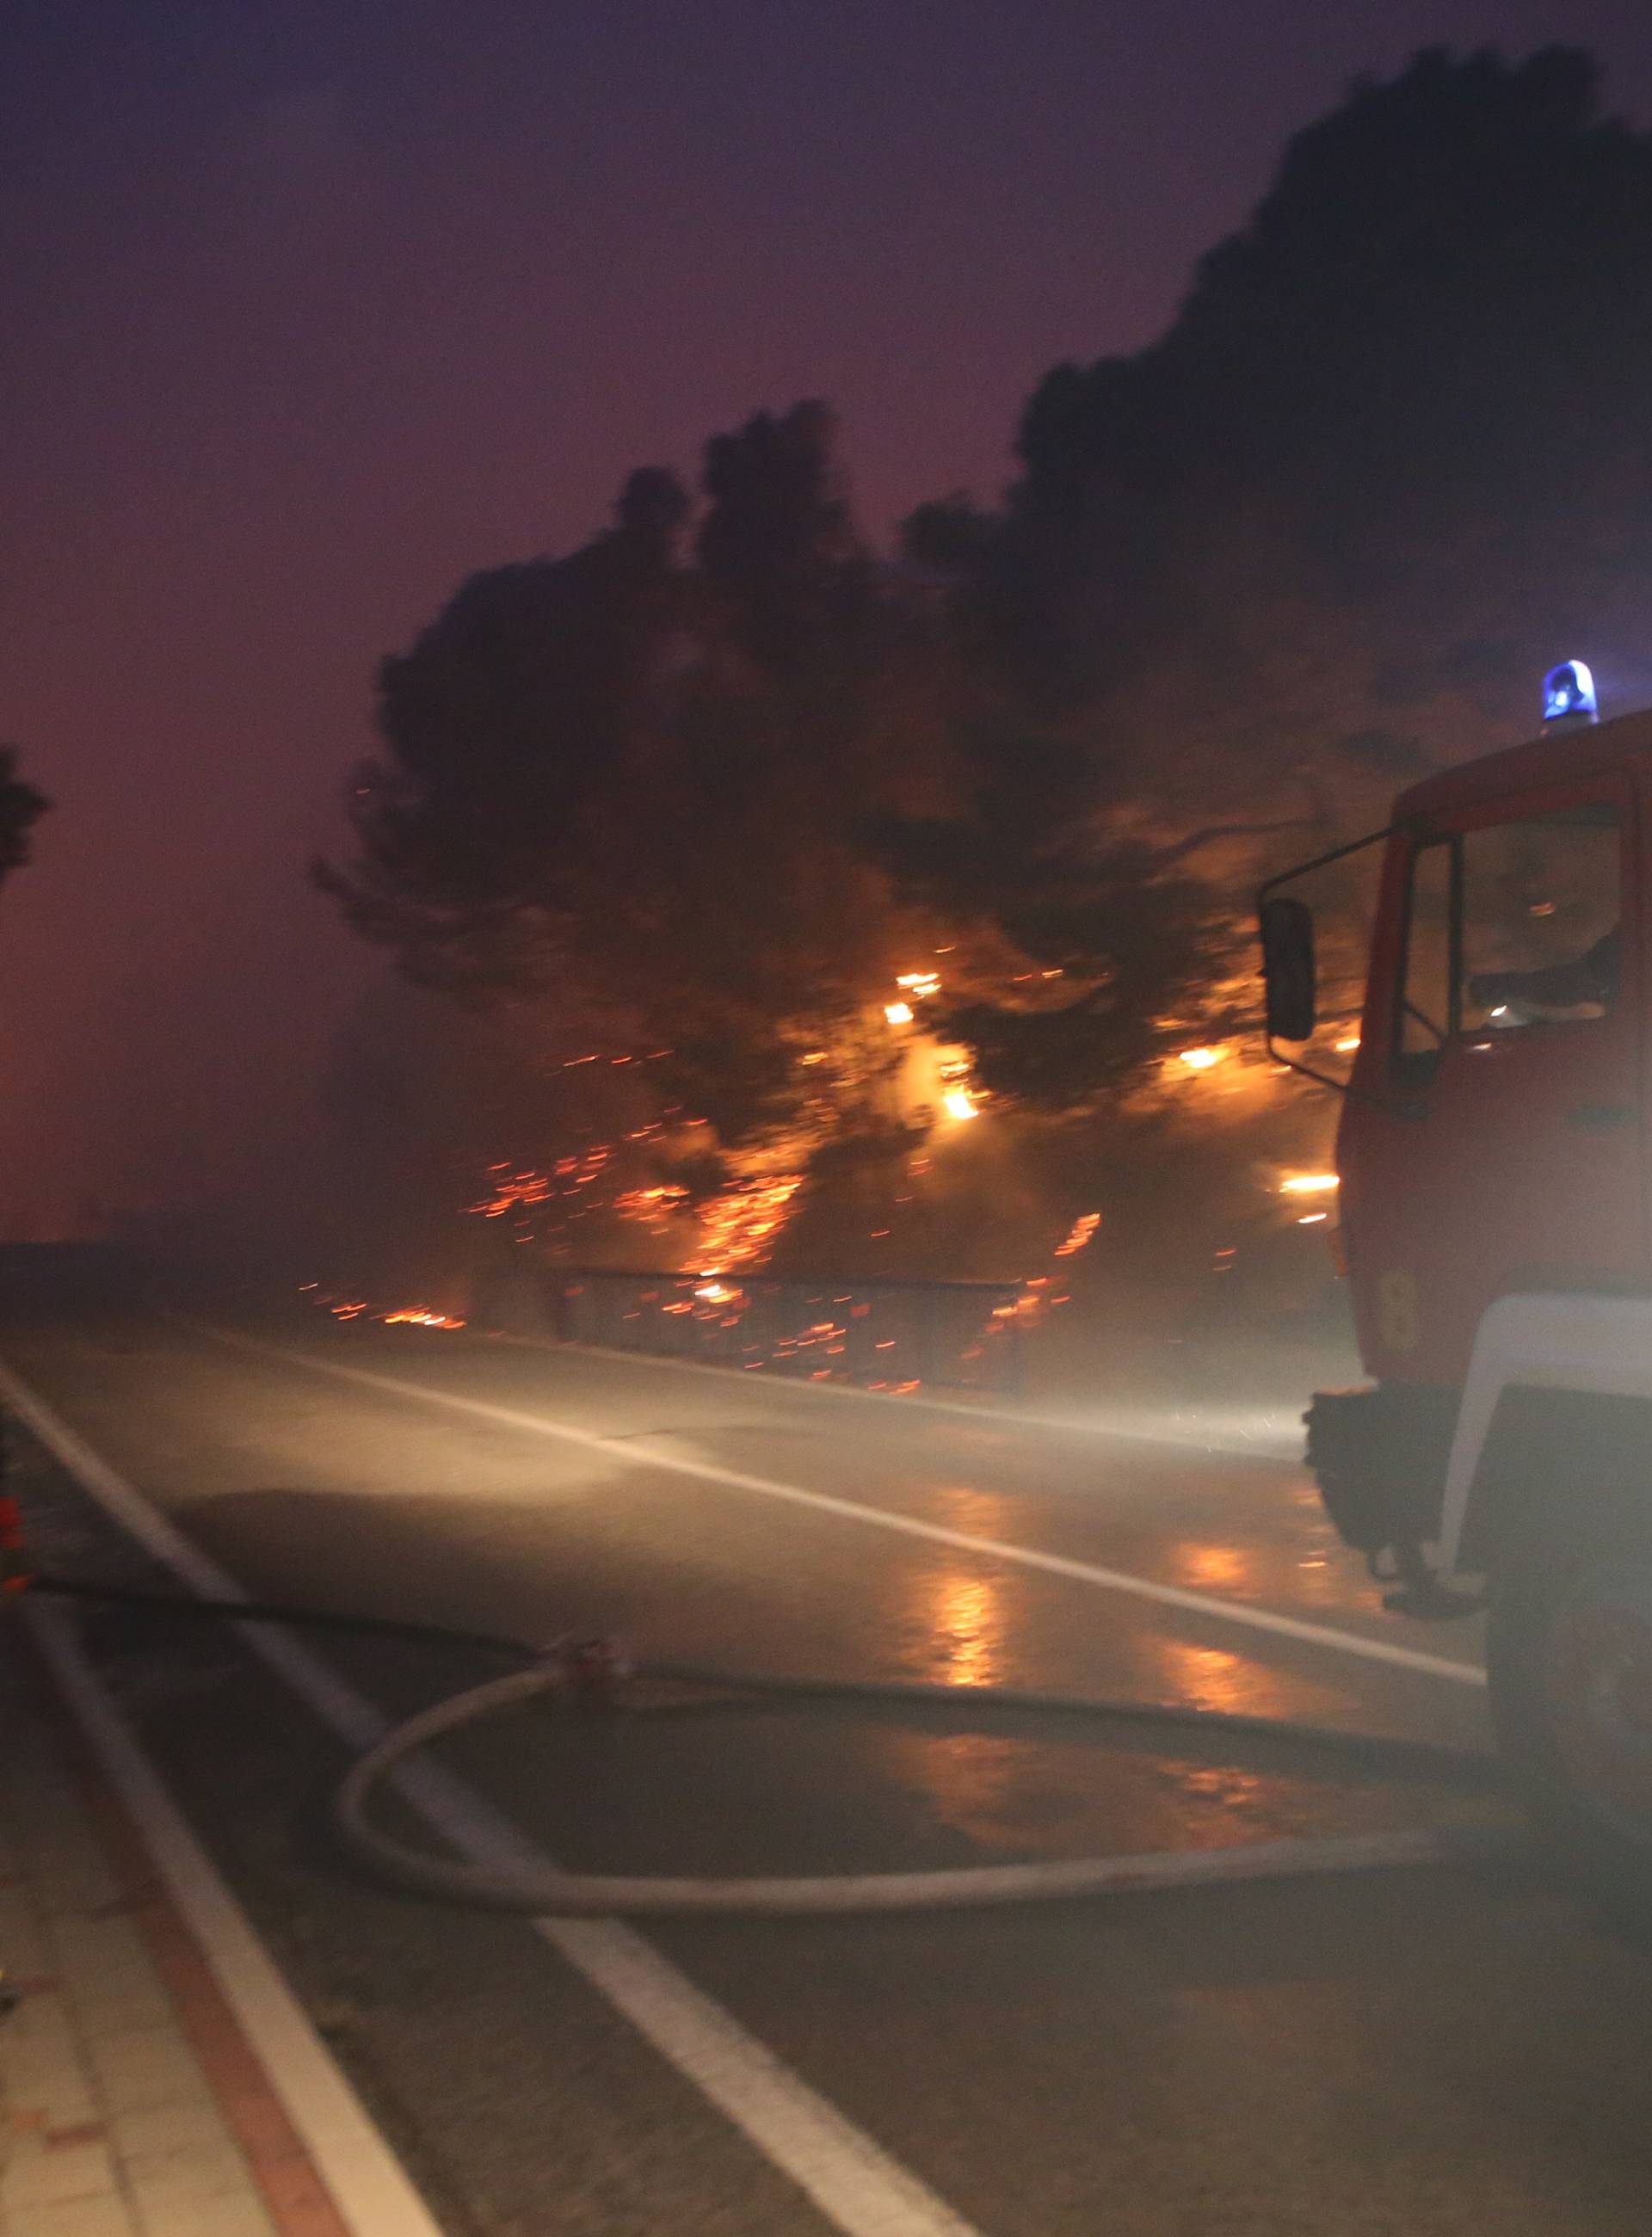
[1437,1290,1652,1573]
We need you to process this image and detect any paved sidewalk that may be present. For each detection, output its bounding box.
[0,1612,307,2237]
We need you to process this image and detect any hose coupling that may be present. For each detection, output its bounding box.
[553,1635,633,1708]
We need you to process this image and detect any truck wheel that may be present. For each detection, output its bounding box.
[1486,1510,1652,1930]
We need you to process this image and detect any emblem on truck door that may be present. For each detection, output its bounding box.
[1377,1270,1421,1353]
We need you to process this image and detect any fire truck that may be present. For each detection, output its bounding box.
[1261,659,1652,1909]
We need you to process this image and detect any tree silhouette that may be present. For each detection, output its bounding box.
[318,406,929,1147]
[879,43,1652,1088]
[324,46,1652,1153]
[985,45,1652,773]
[0,747,49,884]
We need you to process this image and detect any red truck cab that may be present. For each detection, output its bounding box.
[1263,681,1652,1913]
[1344,712,1650,1390]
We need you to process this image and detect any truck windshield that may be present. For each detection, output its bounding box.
[1461,804,1620,1028]
[1397,802,1621,1060]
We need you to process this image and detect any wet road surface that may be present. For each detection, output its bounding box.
[2,1303,1647,2236]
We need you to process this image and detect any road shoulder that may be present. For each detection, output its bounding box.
[1,1601,447,2237]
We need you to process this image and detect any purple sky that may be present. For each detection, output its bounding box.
[3,0,1650,1234]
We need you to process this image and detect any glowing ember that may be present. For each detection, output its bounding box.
[614,1181,690,1236]
[695,1171,804,1271]
[896,971,941,998]
[1177,1046,1224,1071]
[1279,1173,1340,1196]
[942,1088,978,1121]
[383,1307,467,1329]
[1335,1036,1361,1053]
[468,1168,553,1217]
[884,1001,914,1026]
[1054,1211,1101,1258]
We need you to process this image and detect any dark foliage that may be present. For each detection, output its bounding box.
[319,406,921,1142]
[0,746,49,882]
[324,45,1652,1143]
[873,41,1652,1086]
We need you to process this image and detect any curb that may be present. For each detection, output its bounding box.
[12,1603,447,2237]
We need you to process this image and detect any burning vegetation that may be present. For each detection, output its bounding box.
[317,51,1613,1340]
[305,914,1350,1391]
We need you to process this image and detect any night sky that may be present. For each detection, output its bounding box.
[4,1,1651,1236]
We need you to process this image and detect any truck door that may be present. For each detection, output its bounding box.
[1346,779,1644,1385]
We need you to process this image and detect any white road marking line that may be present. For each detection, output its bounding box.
[494,1332,1302,1462]
[0,1359,989,2237]
[24,1604,450,2237]
[201,1322,1487,1690]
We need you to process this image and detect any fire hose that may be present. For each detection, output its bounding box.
[12,1568,1519,1918]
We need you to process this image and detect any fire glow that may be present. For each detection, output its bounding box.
[312,1291,466,1330]
[1054,1211,1100,1257]
[695,1172,805,1272]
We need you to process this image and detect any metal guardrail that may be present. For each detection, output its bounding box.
[543,1269,1026,1393]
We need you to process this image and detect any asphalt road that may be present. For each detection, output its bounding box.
[3,1302,1649,2237]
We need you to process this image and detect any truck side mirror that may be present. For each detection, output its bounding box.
[1260,896,1316,1042]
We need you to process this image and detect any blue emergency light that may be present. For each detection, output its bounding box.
[1542,658,1598,727]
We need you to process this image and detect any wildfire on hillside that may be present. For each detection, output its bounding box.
[300,1287,467,1331]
